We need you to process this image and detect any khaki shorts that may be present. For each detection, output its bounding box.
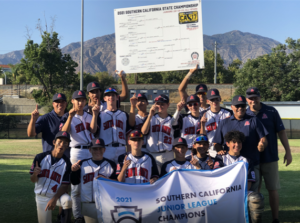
[260,161,280,190]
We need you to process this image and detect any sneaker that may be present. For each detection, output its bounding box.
[272,219,279,223]
[74,217,85,223]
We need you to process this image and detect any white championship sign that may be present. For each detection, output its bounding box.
[94,162,249,223]
[114,0,205,73]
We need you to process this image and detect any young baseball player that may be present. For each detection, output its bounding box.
[141,94,175,173]
[117,130,159,184]
[199,89,232,156]
[172,94,201,156]
[187,134,223,170]
[97,88,134,163]
[70,137,117,223]
[60,90,98,223]
[29,131,72,223]
[160,137,197,177]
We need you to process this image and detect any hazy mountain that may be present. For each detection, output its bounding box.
[0,30,281,74]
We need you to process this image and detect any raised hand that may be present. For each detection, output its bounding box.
[130,93,138,108]
[33,161,41,176]
[257,141,265,152]
[116,70,125,79]
[177,98,185,111]
[206,156,214,169]
[92,99,100,115]
[122,155,131,170]
[149,104,157,116]
[69,104,77,117]
[71,160,81,171]
[190,155,201,169]
[201,112,207,124]
[31,105,40,121]
[189,64,199,74]
[150,177,158,184]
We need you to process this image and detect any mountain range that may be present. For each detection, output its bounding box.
[0,30,281,74]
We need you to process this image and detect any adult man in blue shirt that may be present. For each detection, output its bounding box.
[246,87,292,223]
[212,95,268,192]
[27,93,69,156]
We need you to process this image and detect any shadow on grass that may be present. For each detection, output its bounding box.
[262,210,300,223]
[0,154,35,159]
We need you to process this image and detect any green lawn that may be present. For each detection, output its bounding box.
[0,139,300,223]
[278,139,300,147]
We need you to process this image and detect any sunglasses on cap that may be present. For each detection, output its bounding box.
[197,92,207,96]
[194,135,208,142]
[104,88,117,93]
[187,102,199,107]
[234,104,247,109]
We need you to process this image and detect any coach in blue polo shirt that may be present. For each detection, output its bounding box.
[27,93,68,156]
[212,95,268,192]
[245,87,292,223]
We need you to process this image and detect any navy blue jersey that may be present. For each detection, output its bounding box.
[212,114,268,166]
[35,110,67,154]
[246,103,285,163]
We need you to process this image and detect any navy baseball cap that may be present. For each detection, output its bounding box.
[104,88,118,96]
[186,94,200,104]
[52,93,66,102]
[137,93,148,102]
[246,87,260,98]
[72,90,86,99]
[195,84,208,93]
[207,89,220,100]
[194,135,208,144]
[129,130,144,140]
[232,95,247,106]
[55,131,71,142]
[87,82,101,92]
[173,137,188,147]
[91,138,105,148]
[154,94,169,103]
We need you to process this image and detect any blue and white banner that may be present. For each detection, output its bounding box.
[94,161,249,223]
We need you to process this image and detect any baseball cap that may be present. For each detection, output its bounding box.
[52,93,66,102]
[194,135,208,144]
[137,93,148,102]
[87,82,101,92]
[154,94,169,103]
[186,94,200,104]
[246,87,260,98]
[232,95,247,106]
[72,90,86,99]
[195,84,208,93]
[129,130,144,140]
[91,138,105,148]
[173,137,188,147]
[104,88,118,96]
[207,89,220,100]
[55,131,71,142]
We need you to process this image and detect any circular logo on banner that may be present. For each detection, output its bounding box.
[191,52,199,60]
[122,58,130,66]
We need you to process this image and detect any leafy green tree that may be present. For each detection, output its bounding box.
[218,59,242,84]
[234,38,300,101]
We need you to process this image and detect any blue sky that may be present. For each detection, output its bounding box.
[0,0,299,55]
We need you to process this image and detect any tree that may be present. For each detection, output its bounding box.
[234,38,300,101]
[218,59,242,84]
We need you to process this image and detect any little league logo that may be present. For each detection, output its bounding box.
[111,206,142,223]
[191,52,199,60]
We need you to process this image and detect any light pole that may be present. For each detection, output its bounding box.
[80,0,84,90]
[1,70,6,85]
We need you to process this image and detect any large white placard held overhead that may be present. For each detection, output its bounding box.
[114,1,205,73]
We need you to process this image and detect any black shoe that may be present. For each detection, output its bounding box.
[74,217,85,223]
[272,219,279,223]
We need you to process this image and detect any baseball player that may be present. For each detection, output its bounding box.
[186,134,223,170]
[128,93,149,151]
[97,88,134,163]
[70,138,117,223]
[160,137,198,177]
[60,90,98,223]
[83,70,128,114]
[141,94,175,173]
[218,130,264,223]
[117,130,159,184]
[178,64,210,112]
[172,94,201,156]
[29,131,72,223]
[27,93,69,155]
[198,89,232,156]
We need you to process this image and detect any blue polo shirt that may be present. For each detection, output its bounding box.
[246,103,285,163]
[35,110,64,153]
[212,114,268,166]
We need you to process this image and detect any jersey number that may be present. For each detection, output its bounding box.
[163,136,172,144]
[51,185,58,193]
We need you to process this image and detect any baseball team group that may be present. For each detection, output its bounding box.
[27,66,292,223]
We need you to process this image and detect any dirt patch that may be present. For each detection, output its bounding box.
[0,154,35,159]
[278,146,300,153]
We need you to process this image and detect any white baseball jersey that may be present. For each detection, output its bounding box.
[70,158,117,202]
[186,105,210,114]
[200,108,232,146]
[146,114,175,152]
[135,114,148,146]
[160,159,196,177]
[60,112,94,147]
[30,151,71,198]
[117,152,159,184]
[220,154,255,182]
[98,109,131,146]
[174,114,200,148]
[186,155,223,170]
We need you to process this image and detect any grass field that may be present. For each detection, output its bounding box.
[1,139,300,223]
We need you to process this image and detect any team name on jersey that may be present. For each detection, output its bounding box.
[184,126,196,135]
[206,122,217,133]
[83,172,95,184]
[39,169,62,184]
[126,167,149,180]
[75,122,90,133]
[103,120,124,130]
[152,124,171,135]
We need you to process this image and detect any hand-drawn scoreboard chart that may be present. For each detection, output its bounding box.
[114,1,205,73]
